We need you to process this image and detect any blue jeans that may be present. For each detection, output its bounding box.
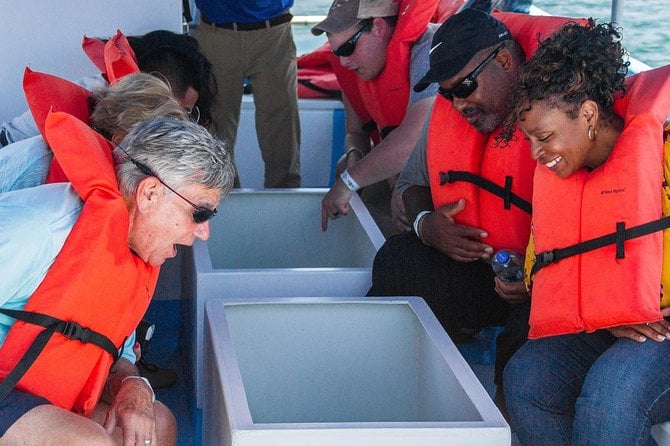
[504,330,670,445]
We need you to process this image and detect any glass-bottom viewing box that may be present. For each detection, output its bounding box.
[186,189,385,407]
[203,297,511,446]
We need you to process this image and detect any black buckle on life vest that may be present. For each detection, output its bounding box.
[61,321,94,344]
[536,250,555,267]
[439,171,453,186]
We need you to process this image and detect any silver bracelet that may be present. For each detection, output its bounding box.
[413,210,432,241]
[340,169,361,192]
[121,375,155,403]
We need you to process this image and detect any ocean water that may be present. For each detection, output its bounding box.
[292,0,669,68]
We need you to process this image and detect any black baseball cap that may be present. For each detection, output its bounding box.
[414,9,511,92]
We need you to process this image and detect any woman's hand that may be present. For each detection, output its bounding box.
[608,307,670,342]
[494,277,530,304]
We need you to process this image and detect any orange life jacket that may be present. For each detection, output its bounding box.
[331,0,438,140]
[528,65,670,339]
[297,43,341,99]
[22,69,96,184]
[426,13,579,254]
[0,111,159,415]
[25,32,140,184]
[82,30,139,84]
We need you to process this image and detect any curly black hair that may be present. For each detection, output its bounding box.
[500,19,629,142]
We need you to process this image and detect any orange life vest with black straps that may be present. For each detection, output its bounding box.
[528,65,670,339]
[332,0,439,140]
[0,111,159,415]
[426,13,581,254]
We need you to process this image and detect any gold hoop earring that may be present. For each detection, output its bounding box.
[588,125,596,141]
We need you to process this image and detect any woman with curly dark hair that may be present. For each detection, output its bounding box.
[501,20,670,445]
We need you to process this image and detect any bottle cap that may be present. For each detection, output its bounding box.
[495,250,510,264]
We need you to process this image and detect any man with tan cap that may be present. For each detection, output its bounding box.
[368,8,575,408]
[312,0,440,237]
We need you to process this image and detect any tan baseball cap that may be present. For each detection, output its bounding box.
[311,0,399,36]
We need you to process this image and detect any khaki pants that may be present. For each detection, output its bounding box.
[194,21,301,188]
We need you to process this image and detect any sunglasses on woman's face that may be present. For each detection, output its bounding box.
[332,22,369,57]
[438,43,505,101]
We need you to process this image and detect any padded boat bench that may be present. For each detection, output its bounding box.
[203,297,511,446]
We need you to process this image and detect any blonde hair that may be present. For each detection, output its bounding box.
[89,73,186,140]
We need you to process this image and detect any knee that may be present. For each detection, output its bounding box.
[502,344,548,414]
[371,234,416,275]
[502,349,528,406]
[154,401,177,446]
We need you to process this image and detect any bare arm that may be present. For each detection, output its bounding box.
[346,96,434,186]
[321,96,434,230]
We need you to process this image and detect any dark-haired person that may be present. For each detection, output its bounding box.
[0,117,235,445]
[502,20,670,445]
[368,9,581,409]
[313,0,440,237]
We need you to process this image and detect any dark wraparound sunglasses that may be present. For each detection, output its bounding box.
[332,22,369,57]
[118,146,217,223]
[438,43,505,101]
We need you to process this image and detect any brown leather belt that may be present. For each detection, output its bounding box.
[201,12,292,31]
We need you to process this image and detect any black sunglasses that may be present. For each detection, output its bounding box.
[118,146,217,223]
[438,43,505,101]
[332,22,369,57]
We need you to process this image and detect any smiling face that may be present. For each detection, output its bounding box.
[519,100,595,179]
[438,46,517,134]
[128,178,221,266]
[328,18,390,81]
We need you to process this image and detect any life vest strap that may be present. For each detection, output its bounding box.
[439,170,532,214]
[362,120,377,133]
[380,125,398,140]
[532,216,670,278]
[0,308,119,403]
[0,325,53,402]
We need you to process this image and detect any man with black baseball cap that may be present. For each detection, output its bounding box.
[413,8,510,95]
[312,0,441,237]
[369,8,573,413]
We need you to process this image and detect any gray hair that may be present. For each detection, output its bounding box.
[113,118,235,198]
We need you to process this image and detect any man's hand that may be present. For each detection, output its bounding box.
[421,199,493,261]
[104,376,156,445]
[321,179,353,231]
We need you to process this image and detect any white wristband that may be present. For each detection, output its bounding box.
[413,210,432,240]
[340,169,361,192]
[121,375,155,402]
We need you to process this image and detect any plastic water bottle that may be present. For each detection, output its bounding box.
[491,250,524,282]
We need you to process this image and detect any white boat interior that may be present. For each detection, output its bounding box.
[1,2,667,445]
